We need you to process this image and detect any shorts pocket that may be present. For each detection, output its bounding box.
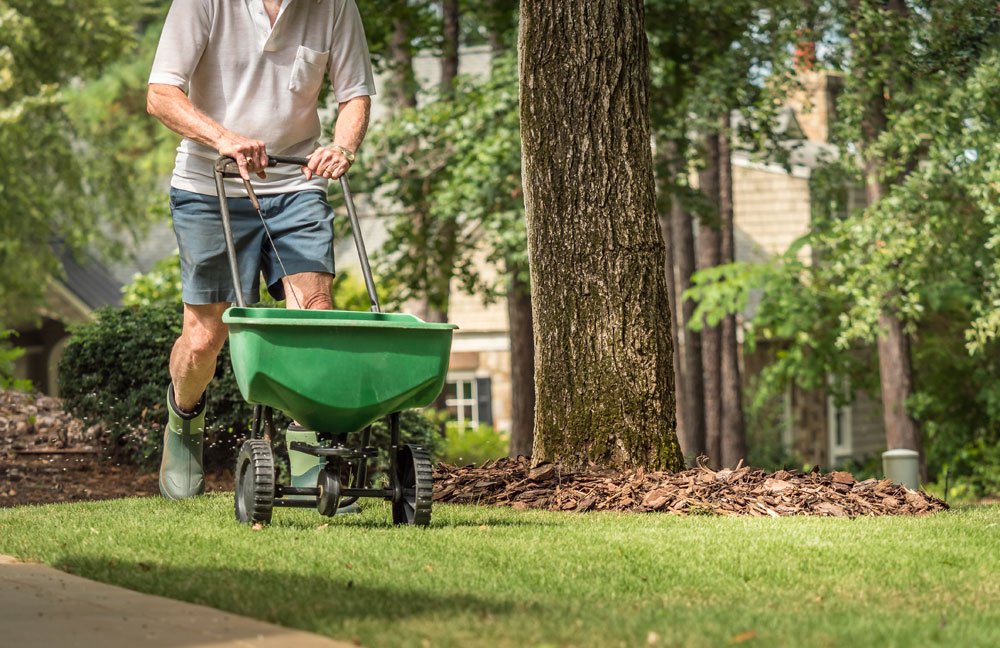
[288,46,329,95]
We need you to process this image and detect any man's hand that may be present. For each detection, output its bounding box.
[217,134,269,181]
[303,145,353,181]
[147,84,269,181]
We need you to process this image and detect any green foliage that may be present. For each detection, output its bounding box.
[122,254,183,307]
[439,422,509,467]
[687,2,1000,487]
[0,330,31,391]
[358,53,525,310]
[0,4,172,327]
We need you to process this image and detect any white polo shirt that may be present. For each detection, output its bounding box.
[149,0,376,196]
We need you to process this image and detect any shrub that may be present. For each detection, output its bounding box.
[0,330,32,391]
[59,303,441,472]
[439,423,509,467]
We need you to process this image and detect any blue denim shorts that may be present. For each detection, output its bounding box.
[169,187,334,305]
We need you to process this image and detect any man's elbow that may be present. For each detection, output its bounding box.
[339,95,372,113]
[146,87,160,118]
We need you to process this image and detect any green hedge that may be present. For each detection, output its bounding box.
[59,304,440,473]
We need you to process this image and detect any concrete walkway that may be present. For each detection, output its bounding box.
[0,555,353,648]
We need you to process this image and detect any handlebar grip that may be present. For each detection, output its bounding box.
[266,154,310,167]
[215,155,310,172]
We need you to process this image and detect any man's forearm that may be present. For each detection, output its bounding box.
[147,84,229,150]
[147,83,267,179]
[332,96,371,154]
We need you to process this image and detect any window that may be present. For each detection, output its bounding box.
[827,395,853,464]
[444,374,492,429]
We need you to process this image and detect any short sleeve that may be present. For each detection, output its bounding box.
[328,0,377,102]
[149,0,213,91]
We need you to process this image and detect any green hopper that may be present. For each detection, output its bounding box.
[215,155,456,528]
[223,307,455,434]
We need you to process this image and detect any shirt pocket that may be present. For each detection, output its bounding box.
[288,46,330,95]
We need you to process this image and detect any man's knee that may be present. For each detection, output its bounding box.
[285,272,333,310]
[303,292,333,310]
[180,304,229,359]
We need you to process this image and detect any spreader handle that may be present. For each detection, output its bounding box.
[212,155,381,313]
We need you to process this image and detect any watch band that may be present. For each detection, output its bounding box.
[331,145,356,163]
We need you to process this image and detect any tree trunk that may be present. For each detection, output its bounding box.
[442,0,460,93]
[717,119,746,468]
[424,0,462,324]
[697,132,723,469]
[520,0,682,471]
[852,0,924,477]
[388,16,418,109]
[658,187,685,450]
[671,169,706,465]
[507,271,535,458]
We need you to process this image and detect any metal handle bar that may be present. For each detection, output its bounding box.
[213,155,381,313]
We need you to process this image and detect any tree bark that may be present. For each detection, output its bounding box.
[507,271,535,458]
[658,185,685,449]
[388,16,418,109]
[717,119,746,468]
[426,0,461,323]
[520,0,682,471]
[671,171,706,465]
[697,132,723,469]
[442,0,460,93]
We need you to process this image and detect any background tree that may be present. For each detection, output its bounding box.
[520,0,682,470]
[688,0,1000,491]
[0,0,157,328]
[646,0,801,466]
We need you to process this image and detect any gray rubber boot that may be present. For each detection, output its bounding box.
[286,424,358,514]
[159,384,206,500]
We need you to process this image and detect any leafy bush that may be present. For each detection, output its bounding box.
[439,423,509,467]
[0,330,32,392]
[122,254,182,307]
[59,303,442,472]
[58,303,249,469]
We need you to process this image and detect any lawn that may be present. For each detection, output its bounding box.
[1,496,998,647]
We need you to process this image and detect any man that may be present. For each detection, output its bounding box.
[147,0,375,499]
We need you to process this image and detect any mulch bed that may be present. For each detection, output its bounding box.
[3,389,948,516]
[1,389,228,507]
[433,457,948,517]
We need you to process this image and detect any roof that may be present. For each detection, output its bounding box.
[55,242,123,310]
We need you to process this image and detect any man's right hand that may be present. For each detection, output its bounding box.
[217,134,269,180]
[147,85,270,181]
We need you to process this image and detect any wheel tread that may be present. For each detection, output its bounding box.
[235,439,275,524]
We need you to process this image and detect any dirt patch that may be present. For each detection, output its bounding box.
[1,390,229,507]
[433,457,948,517]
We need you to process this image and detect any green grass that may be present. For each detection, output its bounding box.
[1,497,998,648]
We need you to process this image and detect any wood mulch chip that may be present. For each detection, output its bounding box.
[433,456,948,517]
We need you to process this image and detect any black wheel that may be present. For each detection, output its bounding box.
[234,439,275,525]
[392,445,432,526]
[317,466,341,517]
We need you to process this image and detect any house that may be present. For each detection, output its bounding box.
[12,246,123,396]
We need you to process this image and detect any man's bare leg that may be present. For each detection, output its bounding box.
[161,302,228,499]
[170,302,230,411]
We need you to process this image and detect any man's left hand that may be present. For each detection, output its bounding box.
[303,145,353,180]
